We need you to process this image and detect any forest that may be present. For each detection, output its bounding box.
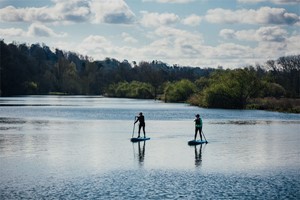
[1,40,299,113]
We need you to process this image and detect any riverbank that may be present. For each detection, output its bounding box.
[2,93,299,114]
[186,95,300,114]
[72,93,300,114]
[246,98,300,113]
[111,93,300,113]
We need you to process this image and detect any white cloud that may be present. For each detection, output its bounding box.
[0,5,54,23]
[238,0,266,3]
[74,27,205,64]
[71,25,298,68]
[77,35,113,56]
[219,29,236,39]
[0,0,135,24]
[90,0,135,24]
[255,26,288,42]
[53,0,91,22]
[220,26,288,42]
[142,0,195,3]
[121,33,138,43]
[140,11,179,27]
[205,7,300,25]
[254,41,289,59]
[54,28,298,68]
[252,33,300,58]
[285,34,300,55]
[238,0,300,5]
[218,26,300,63]
[210,43,253,59]
[28,23,67,37]
[82,35,111,46]
[182,14,202,26]
[0,23,67,38]
[0,1,91,23]
[148,26,204,59]
[0,28,26,37]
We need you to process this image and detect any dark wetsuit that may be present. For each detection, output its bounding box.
[136,115,146,137]
[194,117,202,140]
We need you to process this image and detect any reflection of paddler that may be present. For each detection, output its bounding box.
[195,144,202,167]
[134,112,146,138]
[138,141,146,163]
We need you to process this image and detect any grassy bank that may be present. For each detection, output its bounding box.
[246,98,300,113]
[187,95,300,113]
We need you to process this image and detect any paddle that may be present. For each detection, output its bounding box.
[201,130,208,143]
[132,116,137,138]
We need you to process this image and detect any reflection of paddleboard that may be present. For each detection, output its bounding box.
[188,140,208,145]
[130,137,150,142]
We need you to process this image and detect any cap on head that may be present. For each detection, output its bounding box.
[196,114,200,117]
[139,112,143,115]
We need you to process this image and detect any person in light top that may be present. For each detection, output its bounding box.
[194,114,203,141]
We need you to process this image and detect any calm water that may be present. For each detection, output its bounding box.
[0,96,299,199]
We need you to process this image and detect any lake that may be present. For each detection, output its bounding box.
[0,96,299,199]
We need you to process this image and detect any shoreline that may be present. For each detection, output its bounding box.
[1,94,299,114]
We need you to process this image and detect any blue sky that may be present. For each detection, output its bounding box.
[0,0,299,68]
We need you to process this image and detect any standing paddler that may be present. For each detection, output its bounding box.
[134,112,146,138]
[194,114,203,141]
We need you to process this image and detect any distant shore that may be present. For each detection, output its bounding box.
[1,94,299,114]
[187,97,300,114]
[246,98,300,114]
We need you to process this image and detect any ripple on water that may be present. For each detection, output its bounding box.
[1,170,299,200]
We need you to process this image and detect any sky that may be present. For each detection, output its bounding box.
[0,0,299,68]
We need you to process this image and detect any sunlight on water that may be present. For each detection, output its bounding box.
[0,96,299,199]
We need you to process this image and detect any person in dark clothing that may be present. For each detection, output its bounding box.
[134,112,146,138]
[194,114,203,140]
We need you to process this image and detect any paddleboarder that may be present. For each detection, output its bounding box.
[194,114,203,141]
[134,112,146,138]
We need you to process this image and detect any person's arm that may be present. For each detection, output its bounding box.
[134,117,139,124]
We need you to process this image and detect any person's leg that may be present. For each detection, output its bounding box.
[138,124,141,137]
[194,128,198,140]
[142,125,146,137]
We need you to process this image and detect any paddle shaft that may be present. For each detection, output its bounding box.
[202,130,208,142]
[132,117,137,137]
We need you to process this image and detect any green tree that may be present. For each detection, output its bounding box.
[106,81,154,99]
[54,58,81,94]
[200,68,263,108]
[266,55,300,97]
[262,82,286,98]
[163,79,196,102]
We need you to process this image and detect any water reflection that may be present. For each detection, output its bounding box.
[132,141,146,166]
[210,120,300,125]
[0,117,51,131]
[194,144,203,167]
[0,133,49,157]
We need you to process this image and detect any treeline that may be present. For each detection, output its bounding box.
[1,41,299,112]
[0,40,212,96]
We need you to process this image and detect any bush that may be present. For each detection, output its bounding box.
[163,79,197,102]
[262,82,286,98]
[247,98,300,113]
[196,69,263,109]
[106,81,154,99]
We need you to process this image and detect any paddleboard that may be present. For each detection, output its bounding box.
[130,137,150,142]
[188,140,208,145]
